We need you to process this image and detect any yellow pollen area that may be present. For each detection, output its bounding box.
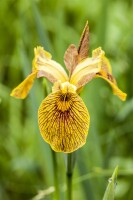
[56,93,73,112]
[61,82,77,93]
[52,81,77,94]
[52,81,78,112]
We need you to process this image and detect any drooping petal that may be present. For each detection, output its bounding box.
[96,73,127,101]
[70,47,104,88]
[93,48,127,101]
[33,46,69,83]
[10,71,37,99]
[38,90,90,153]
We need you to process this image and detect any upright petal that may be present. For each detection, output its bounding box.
[33,46,69,83]
[78,21,89,61]
[10,71,37,99]
[63,21,89,76]
[38,90,90,153]
[64,44,78,75]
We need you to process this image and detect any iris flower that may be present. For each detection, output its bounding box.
[11,22,127,153]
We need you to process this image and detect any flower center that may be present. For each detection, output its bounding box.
[52,81,77,94]
[56,92,73,112]
[52,81,77,112]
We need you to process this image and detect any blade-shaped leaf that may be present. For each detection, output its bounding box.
[78,21,89,61]
[64,44,78,74]
[103,166,118,200]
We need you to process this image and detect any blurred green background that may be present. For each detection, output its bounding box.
[0,0,133,199]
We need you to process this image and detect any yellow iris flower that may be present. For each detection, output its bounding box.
[10,22,127,153]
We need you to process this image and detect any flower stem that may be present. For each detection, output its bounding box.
[66,152,76,200]
[51,149,60,200]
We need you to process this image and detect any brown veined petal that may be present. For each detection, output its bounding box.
[10,71,37,99]
[33,46,69,83]
[38,91,90,153]
[70,47,104,88]
[94,48,127,101]
[64,44,78,75]
[96,73,127,101]
[70,57,101,88]
[78,21,89,61]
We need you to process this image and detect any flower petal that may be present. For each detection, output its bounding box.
[70,48,104,88]
[64,44,78,74]
[96,73,127,101]
[38,91,90,153]
[92,47,112,74]
[78,21,89,61]
[10,71,37,99]
[94,48,127,101]
[33,46,68,83]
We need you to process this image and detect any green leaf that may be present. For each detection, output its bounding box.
[103,166,118,200]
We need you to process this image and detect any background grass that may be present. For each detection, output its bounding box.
[0,0,133,199]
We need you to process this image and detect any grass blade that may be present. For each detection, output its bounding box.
[103,166,118,200]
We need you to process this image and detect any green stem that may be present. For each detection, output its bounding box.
[51,149,60,200]
[66,152,76,200]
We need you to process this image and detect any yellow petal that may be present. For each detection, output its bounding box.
[70,47,104,88]
[94,48,127,101]
[10,71,37,99]
[92,47,112,74]
[38,91,90,153]
[96,74,127,101]
[33,46,69,83]
[34,46,52,60]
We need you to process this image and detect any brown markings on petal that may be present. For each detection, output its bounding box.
[97,71,117,85]
[37,70,57,83]
[78,21,89,62]
[101,58,110,73]
[64,44,78,75]
[96,73,127,101]
[76,73,96,88]
[38,92,90,153]
[63,22,89,76]
[107,73,117,84]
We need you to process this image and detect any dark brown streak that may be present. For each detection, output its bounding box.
[78,21,89,61]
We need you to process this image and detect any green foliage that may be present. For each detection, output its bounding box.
[103,166,118,200]
[0,0,133,199]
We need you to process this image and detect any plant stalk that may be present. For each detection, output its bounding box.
[51,150,60,200]
[66,152,76,200]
